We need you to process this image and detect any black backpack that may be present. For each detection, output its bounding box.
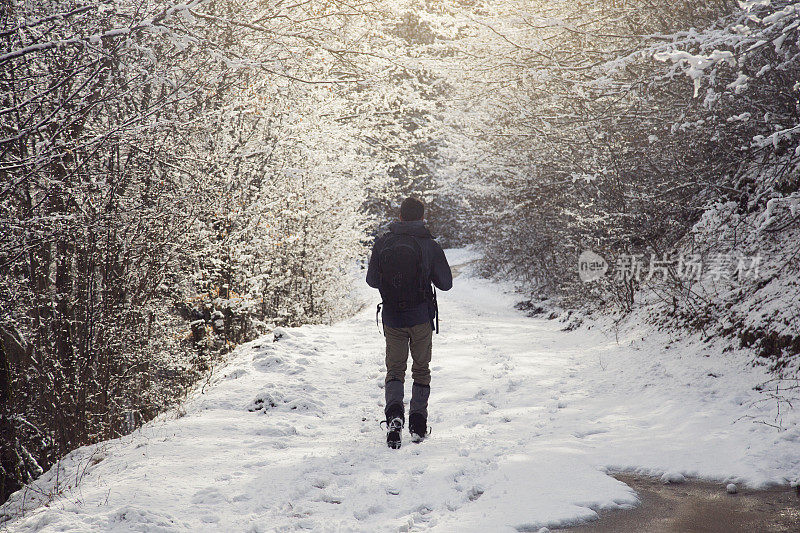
[378,233,429,311]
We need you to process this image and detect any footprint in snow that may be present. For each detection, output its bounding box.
[251,424,298,437]
[252,355,286,371]
[573,427,608,438]
[223,368,248,380]
[353,505,384,520]
[308,474,332,489]
[191,487,226,505]
[316,493,343,504]
[467,485,485,501]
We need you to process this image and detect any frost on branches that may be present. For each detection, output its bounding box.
[0,0,377,503]
[454,0,800,371]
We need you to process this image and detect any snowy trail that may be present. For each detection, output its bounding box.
[3,250,799,532]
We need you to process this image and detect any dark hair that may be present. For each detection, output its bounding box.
[400,197,424,221]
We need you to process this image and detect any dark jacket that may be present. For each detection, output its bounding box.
[366,220,453,328]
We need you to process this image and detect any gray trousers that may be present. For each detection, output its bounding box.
[383,323,432,420]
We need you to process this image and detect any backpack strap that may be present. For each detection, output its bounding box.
[408,235,439,334]
[432,287,439,334]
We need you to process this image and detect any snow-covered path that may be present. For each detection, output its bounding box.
[3,250,799,532]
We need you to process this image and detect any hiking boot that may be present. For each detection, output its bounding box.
[384,404,405,449]
[408,412,428,442]
[385,416,404,449]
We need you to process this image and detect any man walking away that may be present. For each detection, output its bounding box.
[366,197,453,449]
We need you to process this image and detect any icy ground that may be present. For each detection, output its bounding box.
[2,249,799,532]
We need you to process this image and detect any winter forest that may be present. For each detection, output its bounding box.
[2,0,800,530]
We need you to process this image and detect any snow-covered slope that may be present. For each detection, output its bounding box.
[2,249,798,532]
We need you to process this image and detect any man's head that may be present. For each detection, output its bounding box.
[400,197,424,222]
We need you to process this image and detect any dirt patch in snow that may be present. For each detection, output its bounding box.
[558,474,800,532]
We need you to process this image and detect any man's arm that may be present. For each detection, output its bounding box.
[430,244,453,291]
[366,237,382,288]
